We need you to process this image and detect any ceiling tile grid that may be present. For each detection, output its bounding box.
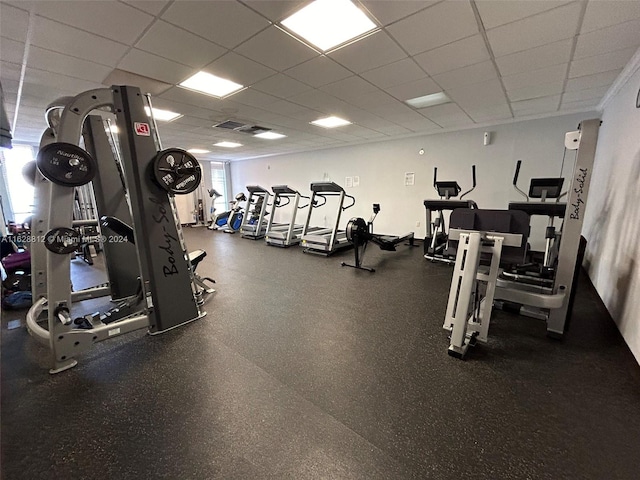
[1,0,639,161]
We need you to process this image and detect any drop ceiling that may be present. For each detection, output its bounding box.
[1,0,639,161]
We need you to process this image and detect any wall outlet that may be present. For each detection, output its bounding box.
[415,221,420,227]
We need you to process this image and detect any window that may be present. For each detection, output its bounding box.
[210,162,228,212]
[1,145,35,224]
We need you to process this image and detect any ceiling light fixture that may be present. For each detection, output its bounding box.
[187,149,210,154]
[179,71,244,98]
[405,92,451,109]
[214,141,243,148]
[281,0,377,52]
[143,106,182,122]
[254,131,287,140]
[310,116,352,128]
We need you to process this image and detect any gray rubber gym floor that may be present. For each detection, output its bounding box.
[2,228,640,479]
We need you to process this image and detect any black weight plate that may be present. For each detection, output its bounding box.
[3,271,31,292]
[44,227,81,254]
[37,142,96,187]
[21,161,37,186]
[153,148,202,195]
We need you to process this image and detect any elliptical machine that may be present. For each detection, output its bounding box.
[504,160,567,284]
[209,192,246,232]
[424,165,477,264]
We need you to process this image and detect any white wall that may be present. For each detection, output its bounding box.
[582,61,640,364]
[231,112,593,247]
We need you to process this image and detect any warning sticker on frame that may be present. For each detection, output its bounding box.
[134,122,150,136]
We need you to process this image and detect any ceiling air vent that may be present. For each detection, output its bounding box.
[213,120,272,135]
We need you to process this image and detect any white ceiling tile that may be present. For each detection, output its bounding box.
[284,56,352,87]
[507,82,564,102]
[1,61,21,84]
[413,35,490,75]
[433,61,498,90]
[511,95,561,116]
[136,20,226,69]
[371,124,413,136]
[33,1,153,44]
[347,89,397,110]
[573,19,640,59]
[24,67,103,95]
[559,98,600,111]
[446,79,507,109]
[386,1,479,55]
[360,58,426,89]
[1,38,24,64]
[486,2,582,57]
[31,16,129,66]
[477,0,571,30]
[121,1,171,16]
[417,102,473,128]
[361,99,415,117]
[495,39,573,76]
[159,86,224,112]
[287,89,343,111]
[162,0,270,49]
[26,45,112,84]
[562,85,609,103]
[360,1,437,26]
[231,88,280,108]
[205,52,277,86]
[565,69,622,92]
[319,76,378,101]
[387,77,440,101]
[581,0,640,33]
[465,103,512,122]
[569,46,636,79]
[502,64,568,92]
[242,1,304,22]
[118,48,194,84]
[329,31,406,74]
[235,26,317,72]
[252,74,313,99]
[0,3,30,43]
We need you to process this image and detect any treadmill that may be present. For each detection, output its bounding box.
[265,185,312,247]
[300,181,355,256]
[240,185,282,240]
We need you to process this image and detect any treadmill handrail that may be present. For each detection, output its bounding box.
[342,193,356,210]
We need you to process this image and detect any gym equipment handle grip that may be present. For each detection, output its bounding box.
[513,160,522,185]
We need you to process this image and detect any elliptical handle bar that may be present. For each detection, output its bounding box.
[512,160,529,201]
[433,167,438,189]
[460,165,477,200]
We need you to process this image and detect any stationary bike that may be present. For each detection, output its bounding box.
[209,192,246,232]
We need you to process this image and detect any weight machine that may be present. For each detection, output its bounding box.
[26,85,211,374]
[442,119,599,358]
[341,204,416,272]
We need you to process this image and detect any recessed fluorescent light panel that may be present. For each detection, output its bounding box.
[187,149,210,154]
[405,92,451,109]
[180,71,244,98]
[311,116,352,128]
[214,141,243,148]
[281,0,377,51]
[143,106,182,122]
[254,131,287,140]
